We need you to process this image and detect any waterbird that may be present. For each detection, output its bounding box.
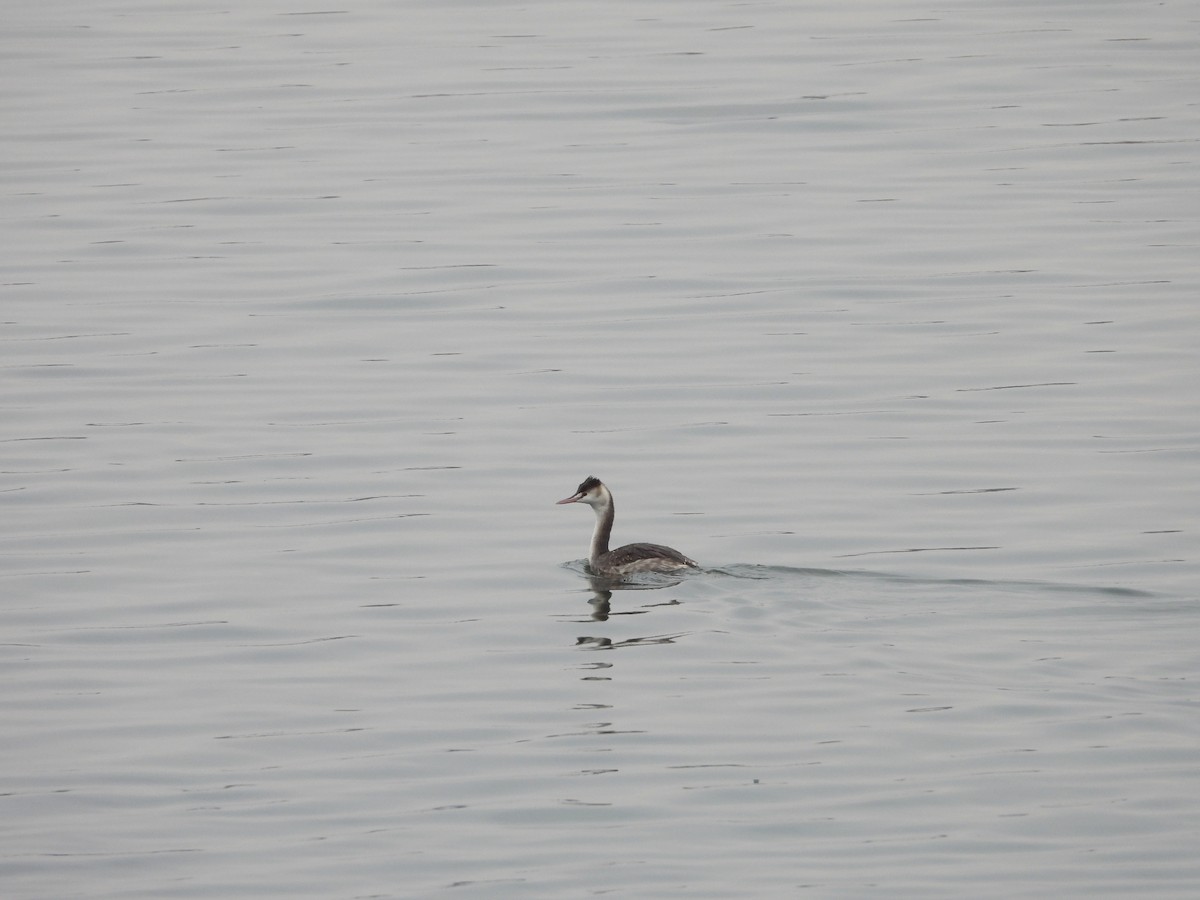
[556,476,698,577]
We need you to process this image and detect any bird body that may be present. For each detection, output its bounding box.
[557,476,698,577]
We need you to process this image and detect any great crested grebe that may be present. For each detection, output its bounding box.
[556,476,698,577]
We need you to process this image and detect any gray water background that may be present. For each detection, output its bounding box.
[3,1,1198,897]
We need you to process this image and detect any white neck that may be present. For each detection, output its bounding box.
[588,486,614,565]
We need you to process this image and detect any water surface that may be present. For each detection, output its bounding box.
[3,1,1198,897]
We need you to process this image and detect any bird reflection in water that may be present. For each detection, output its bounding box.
[580,573,682,621]
[575,633,685,650]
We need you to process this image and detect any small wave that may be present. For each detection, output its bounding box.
[700,563,1156,598]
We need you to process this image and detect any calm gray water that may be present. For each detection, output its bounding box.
[3,1,1198,897]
